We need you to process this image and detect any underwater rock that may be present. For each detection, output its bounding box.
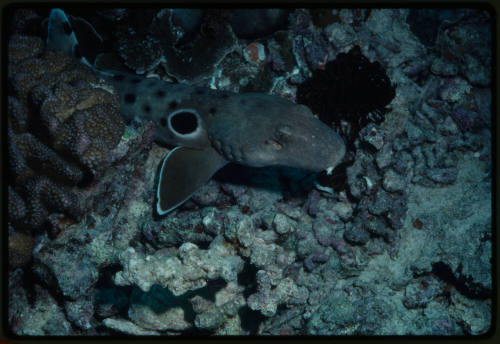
[434,10,491,87]
[324,22,356,48]
[307,288,394,335]
[438,77,471,103]
[35,238,99,300]
[364,9,426,69]
[406,9,466,46]
[402,276,443,309]
[191,281,245,332]
[103,317,159,335]
[313,216,343,247]
[343,226,370,245]
[430,57,459,77]
[9,278,72,335]
[293,29,329,72]
[425,167,458,184]
[303,189,321,217]
[408,154,491,296]
[128,304,191,332]
[449,288,491,335]
[272,213,296,235]
[114,236,244,296]
[247,276,307,317]
[65,298,95,330]
[361,123,385,150]
[449,108,485,133]
[382,168,406,192]
[195,309,225,330]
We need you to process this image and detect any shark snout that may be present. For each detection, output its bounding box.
[295,118,346,173]
[310,131,345,173]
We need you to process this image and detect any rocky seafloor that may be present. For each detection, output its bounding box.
[6,8,492,336]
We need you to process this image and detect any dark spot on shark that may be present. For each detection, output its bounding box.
[113,74,125,81]
[156,90,166,98]
[209,107,217,116]
[169,101,178,110]
[73,44,82,59]
[124,93,136,104]
[131,78,142,84]
[160,117,167,127]
[63,21,73,35]
[143,104,151,114]
[170,112,198,134]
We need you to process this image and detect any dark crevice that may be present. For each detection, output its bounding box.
[236,259,265,334]
[238,259,259,299]
[431,262,491,299]
[238,306,266,334]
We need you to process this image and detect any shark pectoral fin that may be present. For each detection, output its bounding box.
[156,146,228,216]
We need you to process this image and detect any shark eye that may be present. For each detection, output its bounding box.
[168,109,200,136]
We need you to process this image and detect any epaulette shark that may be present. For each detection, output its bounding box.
[46,8,346,215]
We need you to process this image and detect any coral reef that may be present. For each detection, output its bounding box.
[7,7,492,337]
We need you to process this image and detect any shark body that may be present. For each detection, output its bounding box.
[46,9,346,215]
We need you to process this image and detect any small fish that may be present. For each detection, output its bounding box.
[47,8,346,215]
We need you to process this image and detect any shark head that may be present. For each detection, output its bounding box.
[207,93,345,174]
[156,92,346,215]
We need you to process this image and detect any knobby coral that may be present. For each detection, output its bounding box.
[8,34,125,265]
